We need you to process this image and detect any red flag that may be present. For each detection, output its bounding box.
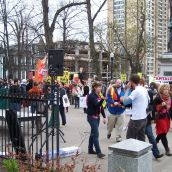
[34,54,47,82]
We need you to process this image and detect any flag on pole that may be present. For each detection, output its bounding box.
[34,54,47,82]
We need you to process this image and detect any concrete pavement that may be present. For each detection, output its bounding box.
[59,106,172,172]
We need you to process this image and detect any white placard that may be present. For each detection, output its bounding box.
[62,94,70,107]
[79,96,87,108]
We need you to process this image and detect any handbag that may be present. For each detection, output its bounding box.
[62,94,70,107]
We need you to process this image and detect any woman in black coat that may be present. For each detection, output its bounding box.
[87,82,106,158]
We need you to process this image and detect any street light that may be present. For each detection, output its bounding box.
[110,52,114,80]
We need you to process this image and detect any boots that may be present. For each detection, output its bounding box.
[165,147,172,156]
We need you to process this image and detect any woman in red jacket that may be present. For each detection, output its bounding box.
[154,84,172,156]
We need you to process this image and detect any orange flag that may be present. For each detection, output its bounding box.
[34,54,47,82]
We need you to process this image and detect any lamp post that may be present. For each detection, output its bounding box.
[110,52,114,80]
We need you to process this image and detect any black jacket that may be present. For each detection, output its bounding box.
[9,85,21,103]
[87,91,105,118]
[83,85,89,96]
[59,87,66,106]
[147,89,157,125]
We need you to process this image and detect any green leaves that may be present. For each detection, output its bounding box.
[2,159,19,172]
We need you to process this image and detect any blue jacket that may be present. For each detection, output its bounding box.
[106,86,125,115]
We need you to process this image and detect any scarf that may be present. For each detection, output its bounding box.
[160,94,171,111]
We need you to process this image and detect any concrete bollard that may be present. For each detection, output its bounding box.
[108,139,152,172]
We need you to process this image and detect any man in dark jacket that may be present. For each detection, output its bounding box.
[9,79,21,113]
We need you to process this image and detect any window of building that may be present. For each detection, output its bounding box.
[164,71,172,76]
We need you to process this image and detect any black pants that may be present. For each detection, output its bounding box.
[74,96,79,108]
[127,118,147,141]
[156,133,169,151]
[59,105,66,125]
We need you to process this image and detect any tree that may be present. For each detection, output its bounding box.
[57,6,85,50]
[8,7,30,80]
[111,0,149,74]
[0,0,10,78]
[86,0,107,79]
[0,0,22,78]
[42,0,87,49]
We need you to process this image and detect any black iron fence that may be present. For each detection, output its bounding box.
[0,92,61,169]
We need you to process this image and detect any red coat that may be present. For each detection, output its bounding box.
[154,97,171,135]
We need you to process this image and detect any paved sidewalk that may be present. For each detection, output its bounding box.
[59,106,172,172]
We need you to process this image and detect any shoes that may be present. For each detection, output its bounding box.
[116,136,122,142]
[155,154,164,159]
[165,148,172,156]
[97,153,105,159]
[166,152,172,156]
[166,151,172,156]
[107,134,111,139]
[88,150,97,154]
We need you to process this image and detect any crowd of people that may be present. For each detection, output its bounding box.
[0,75,172,160]
[86,74,172,159]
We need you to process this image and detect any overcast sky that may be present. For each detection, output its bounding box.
[1,0,108,44]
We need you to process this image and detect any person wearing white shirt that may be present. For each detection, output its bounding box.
[121,74,149,141]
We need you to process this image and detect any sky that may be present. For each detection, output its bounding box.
[1,0,108,43]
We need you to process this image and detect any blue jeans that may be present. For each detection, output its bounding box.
[31,102,37,113]
[145,124,160,158]
[87,116,101,154]
[74,96,79,108]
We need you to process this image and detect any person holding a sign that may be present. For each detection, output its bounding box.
[87,82,106,159]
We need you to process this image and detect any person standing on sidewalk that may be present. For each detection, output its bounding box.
[87,82,106,159]
[121,74,149,141]
[154,84,172,156]
[106,79,125,142]
[145,82,164,159]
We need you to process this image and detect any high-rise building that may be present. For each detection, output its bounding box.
[107,0,169,76]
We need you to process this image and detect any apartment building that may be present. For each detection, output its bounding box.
[107,0,169,76]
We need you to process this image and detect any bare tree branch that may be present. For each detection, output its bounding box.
[51,1,87,31]
[92,0,107,22]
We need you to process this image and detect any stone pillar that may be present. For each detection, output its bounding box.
[108,139,152,172]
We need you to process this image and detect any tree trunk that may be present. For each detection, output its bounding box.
[2,0,12,79]
[86,0,100,79]
[42,0,87,49]
[42,0,54,49]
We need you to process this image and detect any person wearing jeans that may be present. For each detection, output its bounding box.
[87,82,106,159]
[87,116,101,154]
[145,124,163,158]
